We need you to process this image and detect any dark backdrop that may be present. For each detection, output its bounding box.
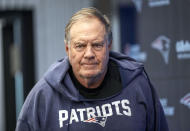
[120,0,190,131]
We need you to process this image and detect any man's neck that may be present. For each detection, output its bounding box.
[75,68,107,89]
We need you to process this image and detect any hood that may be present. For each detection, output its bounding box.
[109,51,144,88]
[44,51,144,102]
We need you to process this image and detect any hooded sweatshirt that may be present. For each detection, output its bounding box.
[16,51,169,131]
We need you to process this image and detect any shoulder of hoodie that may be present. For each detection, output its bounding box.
[109,51,151,86]
[18,57,69,119]
[110,52,157,106]
[109,52,158,103]
[21,78,51,109]
[17,78,50,123]
[23,58,69,106]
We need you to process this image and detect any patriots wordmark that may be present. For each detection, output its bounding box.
[59,99,132,128]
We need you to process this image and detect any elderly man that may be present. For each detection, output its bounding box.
[16,7,168,131]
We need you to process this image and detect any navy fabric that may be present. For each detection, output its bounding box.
[15,51,169,131]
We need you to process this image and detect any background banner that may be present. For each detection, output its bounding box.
[120,0,190,130]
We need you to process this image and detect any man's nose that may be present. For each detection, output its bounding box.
[84,45,95,59]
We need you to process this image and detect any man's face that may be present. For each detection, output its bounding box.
[65,17,111,81]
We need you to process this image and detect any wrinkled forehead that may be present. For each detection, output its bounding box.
[69,18,107,42]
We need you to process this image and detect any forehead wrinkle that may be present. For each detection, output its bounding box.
[70,32,106,45]
[70,18,106,43]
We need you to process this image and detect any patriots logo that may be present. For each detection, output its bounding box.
[180,93,190,109]
[132,0,143,13]
[83,116,107,127]
[151,35,171,64]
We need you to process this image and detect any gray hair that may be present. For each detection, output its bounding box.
[64,7,112,45]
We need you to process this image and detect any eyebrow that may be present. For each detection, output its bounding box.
[73,41,86,45]
[73,39,105,44]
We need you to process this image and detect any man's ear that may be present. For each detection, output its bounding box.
[64,40,69,55]
[108,40,112,51]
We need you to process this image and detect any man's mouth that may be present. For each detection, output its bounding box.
[81,62,98,65]
[81,62,99,69]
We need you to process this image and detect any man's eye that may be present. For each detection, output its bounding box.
[76,44,85,48]
[92,43,104,50]
[75,44,86,51]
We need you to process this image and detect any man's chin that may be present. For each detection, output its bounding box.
[79,72,100,79]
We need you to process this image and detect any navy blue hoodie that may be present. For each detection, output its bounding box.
[16,51,169,131]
